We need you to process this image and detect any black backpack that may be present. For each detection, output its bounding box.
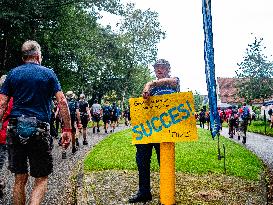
[79,100,88,113]
[111,106,118,117]
[68,99,77,119]
[103,105,111,116]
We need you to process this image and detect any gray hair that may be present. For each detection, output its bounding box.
[21,40,41,57]
[0,75,7,87]
[80,94,85,99]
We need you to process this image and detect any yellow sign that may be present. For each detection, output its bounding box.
[129,92,198,144]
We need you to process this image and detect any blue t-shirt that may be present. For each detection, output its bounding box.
[149,77,180,96]
[0,63,61,122]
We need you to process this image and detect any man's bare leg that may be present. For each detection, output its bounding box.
[83,128,87,141]
[13,173,28,205]
[29,176,48,205]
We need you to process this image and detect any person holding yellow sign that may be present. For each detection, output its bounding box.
[129,59,180,203]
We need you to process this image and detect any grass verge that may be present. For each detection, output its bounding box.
[83,128,267,204]
[84,128,263,181]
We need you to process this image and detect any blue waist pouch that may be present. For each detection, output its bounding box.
[16,115,38,144]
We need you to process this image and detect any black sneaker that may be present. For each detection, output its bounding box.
[83,140,88,145]
[129,192,152,203]
[93,127,96,133]
[72,146,77,154]
[105,130,108,134]
[62,151,67,159]
[0,180,5,198]
[75,138,79,147]
[242,137,246,144]
[58,138,62,146]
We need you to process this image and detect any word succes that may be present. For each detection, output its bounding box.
[129,92,198,144]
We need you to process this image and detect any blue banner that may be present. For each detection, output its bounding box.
[202,0,220,139]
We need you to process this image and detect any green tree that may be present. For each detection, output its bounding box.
[193,91,205,112]
[235,37,273,103]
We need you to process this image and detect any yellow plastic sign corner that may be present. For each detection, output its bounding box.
[129,92,198,144]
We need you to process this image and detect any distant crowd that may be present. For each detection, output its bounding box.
[50,91,131,159]
[196,103,252,144]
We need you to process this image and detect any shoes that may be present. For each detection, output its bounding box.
[93,127,96,133]
[72,146,77,154]
[62,151,67,159]
[242,137,246,144]
[58,138,62,146]
[75,138,79,147]
[129,192,152,203]
[0,189,3,198]
[83,140,88,145]
[105,130,108,134]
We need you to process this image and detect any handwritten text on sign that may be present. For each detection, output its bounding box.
[129,92,198,144]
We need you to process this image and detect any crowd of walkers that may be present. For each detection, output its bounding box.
[196,103,251,144]
[49,91,131,159]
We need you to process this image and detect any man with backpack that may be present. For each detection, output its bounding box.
[91,99,102,133]
[0,40,71,205]
[78,94,91,145]
[110,102,118,133]
[199,109,206,128]
[238,103,250,144]
[64,91,81,158]
[102,101,111,133]
[123,106,131,126]
[228,106,238,139]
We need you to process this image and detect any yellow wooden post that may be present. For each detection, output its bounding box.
[160,142,175,205]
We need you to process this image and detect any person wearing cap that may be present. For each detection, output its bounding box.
[129,59,180,203]
[0,40,71,204]
[78,94,91,145]
[64,91,81,157]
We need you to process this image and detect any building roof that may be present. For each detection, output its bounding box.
[217,77,244,104]
[217,77,272,104]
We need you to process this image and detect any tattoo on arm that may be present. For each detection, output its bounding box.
[56,92,71,129]
[0,94,9,122]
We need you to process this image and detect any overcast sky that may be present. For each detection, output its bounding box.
[99,0,273,94]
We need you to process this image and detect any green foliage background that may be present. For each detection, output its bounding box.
[0,0,165,105]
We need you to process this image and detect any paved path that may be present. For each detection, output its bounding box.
[220,127,273,168]
[0,125,127,205]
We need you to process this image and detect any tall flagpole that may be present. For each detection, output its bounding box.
[202,0,221,139]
